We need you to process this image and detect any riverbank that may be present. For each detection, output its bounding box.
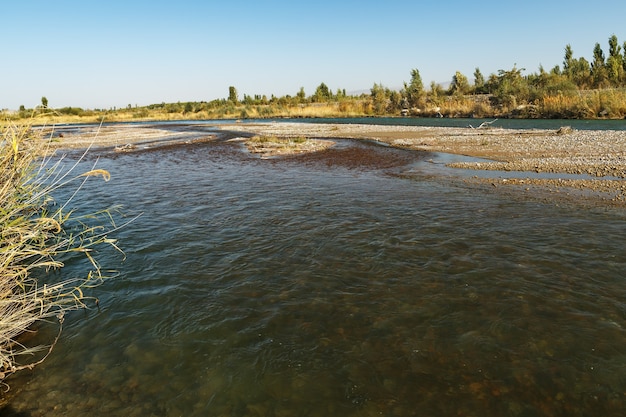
[221,122,626,205]
[47,121,626,205]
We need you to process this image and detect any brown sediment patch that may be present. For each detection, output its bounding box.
[292,141,422,170]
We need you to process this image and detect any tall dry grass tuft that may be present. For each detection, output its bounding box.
[0,122,124,385]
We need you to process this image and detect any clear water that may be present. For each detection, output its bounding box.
[54,115,626,131]
[2,133,626,417]
[294,116,626,131]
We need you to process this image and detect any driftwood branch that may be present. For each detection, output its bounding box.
[469,119,498,129]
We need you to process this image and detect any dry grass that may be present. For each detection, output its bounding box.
[538,89,626,118]
[284,102,367,118]
[245,135,334,157]
[0,122,125,385]
[6,88,626,125]
[1,101,372,125]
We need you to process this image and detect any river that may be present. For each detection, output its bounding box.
[2,121,626,416]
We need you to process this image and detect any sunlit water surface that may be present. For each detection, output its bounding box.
[2,135,626,417]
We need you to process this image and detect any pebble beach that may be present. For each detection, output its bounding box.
[222,122,626,205]
[48,121,626,205]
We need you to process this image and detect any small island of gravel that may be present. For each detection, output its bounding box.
[46,121,626,205]
[223,122,626,204]
[244,135,335,158]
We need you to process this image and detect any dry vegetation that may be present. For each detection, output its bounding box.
[6,88,626,126]
[244,135,335,158]
[0,123,123,385]
[7,35,626,124]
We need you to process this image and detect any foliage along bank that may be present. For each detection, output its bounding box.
[5,35,626,123]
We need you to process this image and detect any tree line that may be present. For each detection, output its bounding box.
[7,35,626,121]
[221,34,626,119]
[364,34,626,117]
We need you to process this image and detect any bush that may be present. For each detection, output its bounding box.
[57,107,84,116]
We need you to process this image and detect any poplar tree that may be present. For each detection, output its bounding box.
[296,87,306,103]
[370,83,388,114]
[473,67,485,93]
[449,71,470,95]
[228,86,239,104]
[606,34,624,85]
[591,43,609,88]
[312,83,331,102]
[404,68,424,108]
[563,44,574,76]
[570,57,592,89]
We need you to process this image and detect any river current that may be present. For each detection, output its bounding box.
[2,122,626,416]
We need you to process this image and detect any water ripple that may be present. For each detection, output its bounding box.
[5,139,626,417]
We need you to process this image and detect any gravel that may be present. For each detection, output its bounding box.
[49,121,626,205]
[222,122,626,204]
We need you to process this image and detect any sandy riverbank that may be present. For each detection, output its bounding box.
[47,121,626,205]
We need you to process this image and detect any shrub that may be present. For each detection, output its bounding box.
[57,107,84,116]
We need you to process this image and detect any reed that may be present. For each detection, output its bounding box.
[0,122,123,385]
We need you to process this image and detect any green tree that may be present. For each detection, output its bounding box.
[228,86,239,104]
[606,34,623,85]
[370,83,389,114]
[569,57,592,88]
[404,68,424,108]
[488,65,529,106]
[296,87,306,103]
[608,34,621,60]
[448,71,470,95]
[388,90,402,112]
[563,44,574,77]
[528,65,576,101]
[430,81,445,99]
[591,43,609,88]
[473,67,485,93]
[312,82,331,102]
[41,96,48,109]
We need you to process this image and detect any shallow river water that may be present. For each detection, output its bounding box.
[2,129,626,417]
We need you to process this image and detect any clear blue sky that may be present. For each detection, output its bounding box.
[2,0,625,110]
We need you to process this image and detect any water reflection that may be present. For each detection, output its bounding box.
[3,139,626,417]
